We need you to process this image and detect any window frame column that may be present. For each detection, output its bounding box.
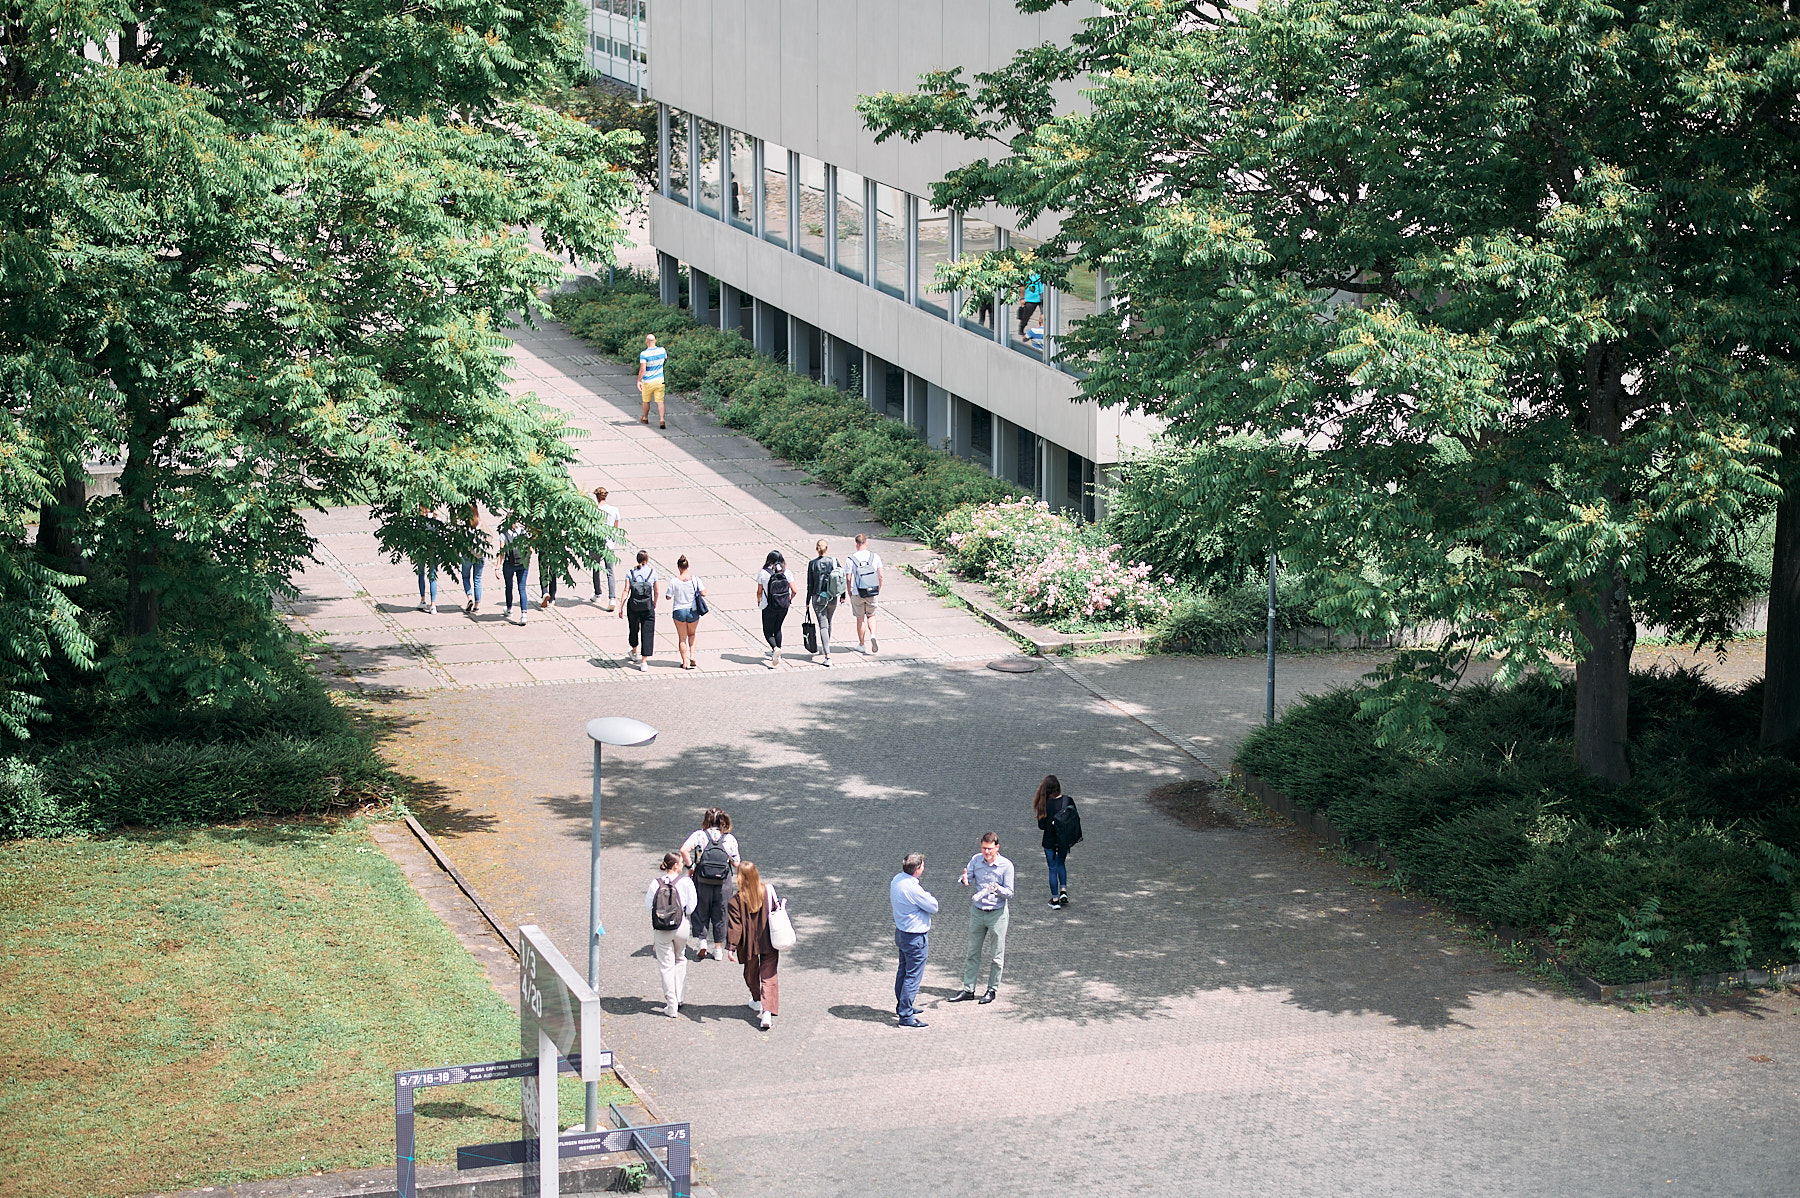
[657,104,670,197]
[752,140,767,239]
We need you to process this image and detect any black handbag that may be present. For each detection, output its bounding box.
[692,587,709,617]
[802,620,818,654]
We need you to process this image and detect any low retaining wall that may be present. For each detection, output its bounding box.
[1230,765,1795,1002]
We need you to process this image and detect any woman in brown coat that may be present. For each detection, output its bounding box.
[726,861,780,1030]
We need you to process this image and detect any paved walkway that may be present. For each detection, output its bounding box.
[284,319,1015,691]
[304,319,1799,1198]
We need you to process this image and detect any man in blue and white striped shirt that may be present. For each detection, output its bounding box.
[637,333,668,429]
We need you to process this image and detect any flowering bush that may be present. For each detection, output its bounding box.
[938,499,1173,630]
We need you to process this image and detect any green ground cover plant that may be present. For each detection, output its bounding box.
[1237,670,1800,984]
[549,279,1021,530]
[0,819,630,1198]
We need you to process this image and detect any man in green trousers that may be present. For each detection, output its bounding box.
[948,832,1014,1006]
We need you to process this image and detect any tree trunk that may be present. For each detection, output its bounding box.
[34,472,87,575]
[121,440,162,638]
[1572,343,1634,784]
[1574,567,1635,784]
[1762,445,1800,746]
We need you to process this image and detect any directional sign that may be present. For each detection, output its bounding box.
[457,1123,688,1169]
[518,924,602,1079]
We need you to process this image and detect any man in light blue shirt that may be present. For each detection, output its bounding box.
[948,832,1014,1006]
[636,333,668,429]
[890,853,938,1028]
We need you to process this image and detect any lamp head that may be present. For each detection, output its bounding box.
[586,716,658,747]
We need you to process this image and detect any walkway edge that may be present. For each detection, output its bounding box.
[898,559,1153,655]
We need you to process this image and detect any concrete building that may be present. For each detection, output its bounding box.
[588,0,648,94]
[643,0,1157,517]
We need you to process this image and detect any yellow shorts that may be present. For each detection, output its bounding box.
[641,381,666,404]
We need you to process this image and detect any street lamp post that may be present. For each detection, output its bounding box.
[582,715,658,1133]
[1265,551,1278,726]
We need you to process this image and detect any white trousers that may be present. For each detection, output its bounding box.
[653,924,690,1009]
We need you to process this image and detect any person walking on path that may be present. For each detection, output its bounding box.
[637,334,668,429]
[726,862,781,1031]
[947,832,1014,1005]
[755,549,797,669]
[847,533,883,654]
[680,808,739,959]
[805,539,846,666]
[1035,774,1077,908]
[665,555,707,670]
[618,549,658,668]
[537,542,560,610]
[645,851,696,1018]
[459,504,486,615]
[592,486,621,609]
[499,518,531,625]
[890,852,937,1028]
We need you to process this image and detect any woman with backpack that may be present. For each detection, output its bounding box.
[726,861,781,1031]
[1034,774,1080,908]
[644,850,697,1018]
[617,549,658,669]
[665,555,707,670]
[680,809,740,959]
[805,539,847,666]
[755,549,798,669]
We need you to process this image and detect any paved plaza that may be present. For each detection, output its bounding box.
[294,320,1799,1197]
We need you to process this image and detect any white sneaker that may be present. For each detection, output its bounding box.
[665,1002,679,1018]
[417,601,429,612]
[428,603,436,614]
[694,940,708,957]
[869,635,879,653]
[759,1011,773,1030]
[638,658,648,671]
[747,999,762,1013]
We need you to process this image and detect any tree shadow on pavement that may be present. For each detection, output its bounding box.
[508,661,1557,1032]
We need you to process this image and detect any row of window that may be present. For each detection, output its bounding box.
[658,105,1106,373]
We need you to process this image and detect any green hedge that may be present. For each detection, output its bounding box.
[1237,670,1800,983]
[549,282,1020,531]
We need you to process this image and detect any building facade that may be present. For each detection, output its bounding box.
[643,0,1155,517]
[588,0,648,94]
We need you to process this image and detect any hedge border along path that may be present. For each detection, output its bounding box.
[547,281,1024,537]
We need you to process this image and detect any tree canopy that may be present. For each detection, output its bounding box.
[862,0,1800,781]
[0,0,639,730]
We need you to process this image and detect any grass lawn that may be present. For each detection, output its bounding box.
[0,817,631,1198]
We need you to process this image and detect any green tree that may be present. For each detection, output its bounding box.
[862,0,1800,782]
[0,0,640,717]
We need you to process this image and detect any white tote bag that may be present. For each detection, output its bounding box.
[768,895,796,951]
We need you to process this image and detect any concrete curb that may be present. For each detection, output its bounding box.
[1230,766,1798,1002]
[137,1155,636,1198]
[899,559,1152,655]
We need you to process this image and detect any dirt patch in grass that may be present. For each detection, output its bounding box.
[0,819,629,1198]
[1147,778,1239,830]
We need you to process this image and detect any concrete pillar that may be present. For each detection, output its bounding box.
[862,352,878,412]
[952,395,972,461]
[687,265,714,326]
[720,282,742,335]
[925,382,951,449]
[786,314,800,374]
[991,415,1012,481]
[657,252,680,307]
[753,299,777,356]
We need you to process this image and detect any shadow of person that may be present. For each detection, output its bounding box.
[828,1004,897,1024]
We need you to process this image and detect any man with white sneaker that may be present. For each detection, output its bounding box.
[847,533,883,654]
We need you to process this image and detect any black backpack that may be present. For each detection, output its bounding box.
[1048,795,1084,851]
[627,567,656,612]
[766,568,792,609]
[651,878,684,931]
[693,834,733,883]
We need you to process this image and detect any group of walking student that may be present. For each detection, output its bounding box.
[412,488,622,626]
[646,807,789,1030]
[645,776,1081,1035]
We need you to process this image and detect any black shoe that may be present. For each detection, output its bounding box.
[979,989,997,1005]
[1057,892,1070,907]
[946,989,977,1003]
[898,1017,929,1028]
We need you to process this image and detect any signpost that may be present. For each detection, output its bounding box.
[392,923,693,1198]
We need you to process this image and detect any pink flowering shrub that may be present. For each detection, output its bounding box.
[938,498,1173,629]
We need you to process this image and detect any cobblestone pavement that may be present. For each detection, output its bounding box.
[318,318,1796,1198]
[284,318,1014,692]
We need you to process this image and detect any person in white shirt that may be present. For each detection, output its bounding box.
[591,486,621,609]
[754,549,798,669]
[665,554,708,670]
[616,549,658,668]
[846,533,884,654]
[645,851,697,1018]
[680,809,741,959]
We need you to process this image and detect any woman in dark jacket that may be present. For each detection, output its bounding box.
[1034,774,1072,908]
[726,861,781,1029]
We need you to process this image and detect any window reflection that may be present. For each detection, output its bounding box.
[666,108,688,204]
[696,122,722,218]
[1008,234,1047,359]
[873,185,906,299]
[762,143,789,249]
[916,203,951,318]
[960,218,999,339]
[728,131,754,232]
[835,169,866,281]
[795,155,828,264]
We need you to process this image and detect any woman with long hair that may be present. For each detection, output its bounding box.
[644,850,696,1017]
[680,808,740,959]
[665,554,707,670]
[754,549,797,668]
[726,861,781,1030]
[1034,774,1073,908]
